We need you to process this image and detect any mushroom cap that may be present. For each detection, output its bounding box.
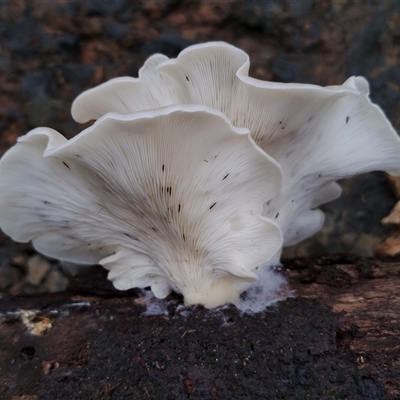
[0,105,283,307]
[71,42,400,246]
[71,53,178,124]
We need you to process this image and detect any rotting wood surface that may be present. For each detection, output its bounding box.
[287,254,400,400]
[0,255,399,400]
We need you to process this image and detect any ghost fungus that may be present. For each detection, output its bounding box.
[0,105,283,307]
[2,41,400,310]
[72,42,400,247]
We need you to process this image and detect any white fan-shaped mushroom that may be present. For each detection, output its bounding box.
[0,105,283,307]
[71,54,184,123]
[71,42,400,246]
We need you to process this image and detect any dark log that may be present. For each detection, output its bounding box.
[1,2,400,399]
[1,255,399,400]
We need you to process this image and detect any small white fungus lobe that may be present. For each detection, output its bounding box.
[1,41,400,310]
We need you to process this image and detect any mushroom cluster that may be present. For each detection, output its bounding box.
[1,42,400,309]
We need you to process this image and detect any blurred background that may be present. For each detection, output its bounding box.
[1,0,400,296]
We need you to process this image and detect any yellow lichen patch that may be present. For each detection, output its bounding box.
[19,309,52,336]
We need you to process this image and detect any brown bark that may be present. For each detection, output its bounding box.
[0,255,399,400]
[288,254,400,399]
